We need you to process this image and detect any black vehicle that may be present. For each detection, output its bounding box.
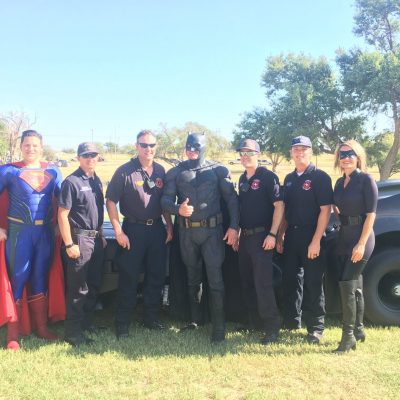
[100,179,400,325]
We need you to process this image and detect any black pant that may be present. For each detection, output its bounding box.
[64,235,104,337]
[115,220,167,325]
[282,226,326,333]
[238,232,280,332]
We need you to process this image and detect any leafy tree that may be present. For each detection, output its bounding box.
[61,148,75,154]
[104,142,119,153]
[364,130,400,177]
[337,0,400,180]
[43,145,56,161]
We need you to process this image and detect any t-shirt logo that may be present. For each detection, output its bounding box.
[302,180,312,191]
[155,178,164,188]
[19,169,53,192]
[251,179,260,190]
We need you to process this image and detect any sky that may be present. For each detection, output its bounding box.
[0,0,369,150]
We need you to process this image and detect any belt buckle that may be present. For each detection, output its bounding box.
[89,231,95,237]
[200,219,207,228]
[146,219,154,226]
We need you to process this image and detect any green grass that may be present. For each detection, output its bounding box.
[0,308,399,400]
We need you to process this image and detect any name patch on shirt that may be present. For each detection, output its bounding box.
[80,186,92,192]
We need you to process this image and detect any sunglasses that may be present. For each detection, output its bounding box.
[81,153,98,159]
[239,151,258,157]
[339,150,357,160]
[138,143,156,148]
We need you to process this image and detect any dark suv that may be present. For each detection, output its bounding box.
[100,179,400,325]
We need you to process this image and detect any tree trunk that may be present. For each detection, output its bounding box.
[379,108,400,181]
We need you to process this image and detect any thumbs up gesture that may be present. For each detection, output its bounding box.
[178,197,194,217]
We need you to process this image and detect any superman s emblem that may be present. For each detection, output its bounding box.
[19,169,53,192]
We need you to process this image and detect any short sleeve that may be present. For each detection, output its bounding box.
[58,179,75,210]
[314,171,333,206]
[105,167,125,204]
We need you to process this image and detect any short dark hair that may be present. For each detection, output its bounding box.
[21,130,43,144]
[136,130,156,143]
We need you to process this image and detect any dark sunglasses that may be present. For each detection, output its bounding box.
[138,143,156,148]
[339,150,357,160]
[81,153,98,159]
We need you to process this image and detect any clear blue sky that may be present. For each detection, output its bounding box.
[1,0,366,150]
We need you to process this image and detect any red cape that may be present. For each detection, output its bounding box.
[0,165,66,332]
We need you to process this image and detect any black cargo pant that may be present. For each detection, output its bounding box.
[179,225,225,324]
[115,219,167,326]
[238,232,280,333]
[282,226,326,333]
[64,234,104,338]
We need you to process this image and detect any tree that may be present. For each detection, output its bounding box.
[43,145,56,161]
[156,122,231,163]
[0,111,35,162]
[337,0,400,180]
[104,142,119,153]
[364,130,400,177]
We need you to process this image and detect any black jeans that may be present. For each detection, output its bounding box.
[64,235,104,337]
[282,226,326,333]
[115,220,167,325]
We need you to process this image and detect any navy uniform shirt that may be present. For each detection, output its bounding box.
[106,157,165,220]
[58,167,104,231]
[239,166,282,229]
[283,163,333,227]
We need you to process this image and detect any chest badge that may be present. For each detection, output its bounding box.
[155,178,164,188]
[251,179,260,190]
[19,169,53,192]
[135,180,144,187]
[302,180,312,191]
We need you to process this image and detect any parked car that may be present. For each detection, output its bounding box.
[99,179,400,325]
[56,159,69,167]
[228,159,241,165]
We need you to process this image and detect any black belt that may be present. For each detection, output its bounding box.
[288,225,315,229]
[72,228,99,238]
[179,213,223,229]
[125,217,161,226]
[241,226,266,237]
[339,215,365,226]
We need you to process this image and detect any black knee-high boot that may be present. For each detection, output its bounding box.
[354,275,366,342]
[334,280,357,353]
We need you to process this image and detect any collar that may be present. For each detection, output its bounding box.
[294,163,316,175]
[77,167,96,180]
[345,168,361,179]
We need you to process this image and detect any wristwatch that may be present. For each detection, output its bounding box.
[65,243,75,249]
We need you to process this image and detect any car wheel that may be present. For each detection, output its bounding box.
[364,248,400,325]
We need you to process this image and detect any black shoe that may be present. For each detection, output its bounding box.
[143,321,165,330]
[261,331,279,345]
[354,328,366,342]
[179,322,199,332]
[116,323,129,339]
[305,332,323,344]
[83,324,108,335]
[65,334,94,347]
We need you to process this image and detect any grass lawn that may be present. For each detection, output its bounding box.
[0,306,399,400]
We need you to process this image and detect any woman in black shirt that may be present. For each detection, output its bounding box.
[332,140,378,353]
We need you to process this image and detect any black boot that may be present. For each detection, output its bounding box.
[354,275,366,342]
[180,284,203,331]
[209,289,225,343]
[333,280,357,354]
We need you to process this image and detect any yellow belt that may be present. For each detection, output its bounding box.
[7,216,44,225]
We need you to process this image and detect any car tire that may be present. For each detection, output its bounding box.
[364,248,400,325]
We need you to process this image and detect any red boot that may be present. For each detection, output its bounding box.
[6,300,23,350]
[29,294,58,341]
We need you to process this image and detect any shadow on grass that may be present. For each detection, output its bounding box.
[0,307,345,359]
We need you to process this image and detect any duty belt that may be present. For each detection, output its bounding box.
[125,217,161,226]
[241,226,266,237]
[72,228,99,238]
[179,213,223,229]
[8,216,46,225]
[339,215,365,226]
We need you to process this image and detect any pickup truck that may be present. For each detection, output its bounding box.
[100,179,400,325]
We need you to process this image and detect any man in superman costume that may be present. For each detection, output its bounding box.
[0,130,65,350]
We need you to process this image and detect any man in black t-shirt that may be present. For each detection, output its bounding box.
[277,136,333,344]
[106,130,173,338]
[237,139,284,345]
[58,142,106,346]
